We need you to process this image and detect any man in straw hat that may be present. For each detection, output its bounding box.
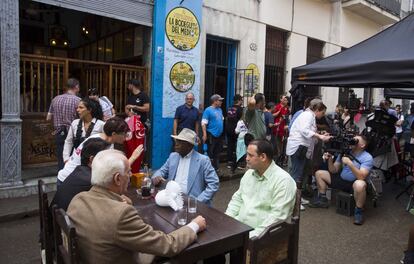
[152,128,219,205]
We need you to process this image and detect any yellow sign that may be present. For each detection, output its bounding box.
[169,62,195,92]
[245,63,260,93]
[165,7,200,51]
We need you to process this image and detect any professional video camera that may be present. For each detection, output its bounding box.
[324,129,358,155]
[363,109,397,157]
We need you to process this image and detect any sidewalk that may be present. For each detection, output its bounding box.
[0,162,246,223]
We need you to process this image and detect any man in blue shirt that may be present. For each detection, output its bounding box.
[309,135,373,225]
[173,93,200,136]
[202,94,224,170]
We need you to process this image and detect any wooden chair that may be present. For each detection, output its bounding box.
[38,180,53,264]
[52,205,80,264]
[246,189,301,264]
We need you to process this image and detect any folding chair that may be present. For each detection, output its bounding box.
[52,206,80,264]
[246,189,301,264]
[38,180,53,264]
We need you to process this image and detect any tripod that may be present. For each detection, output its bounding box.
[395,159,414,211]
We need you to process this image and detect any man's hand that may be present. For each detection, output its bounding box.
[191,215,206,232]
[120,195,132,205]
[247,97,256,110]
[318,134,332,142]
[322,152,333,161]
[341,156,352,166]
[152,176,166,186]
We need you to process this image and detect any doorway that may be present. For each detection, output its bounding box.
[204,36,236,112]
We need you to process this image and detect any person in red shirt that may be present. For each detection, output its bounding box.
[272,95,290,161]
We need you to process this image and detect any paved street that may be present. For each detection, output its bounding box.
[0,176,412,264]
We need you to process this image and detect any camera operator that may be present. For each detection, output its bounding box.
[309,135,373,225]
[286,101,332,187]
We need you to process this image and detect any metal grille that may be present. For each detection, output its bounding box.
[264,27,287,103]
[20,54,148,113]
[32,0,153,26]
[204,37,233,111]
[304,38,324,99]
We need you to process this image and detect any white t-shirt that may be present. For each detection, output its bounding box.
[396,113,404,134]
[62,118,105,161]
[99,96,114,120]
[235,120,248,138]
[57,133,113,182]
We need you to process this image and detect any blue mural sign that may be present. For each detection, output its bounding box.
[151,0,202,168]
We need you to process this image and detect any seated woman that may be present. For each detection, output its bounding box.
[63,97,105,163]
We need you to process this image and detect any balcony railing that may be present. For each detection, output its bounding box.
[343,0,401,17]
[369,0,401,16]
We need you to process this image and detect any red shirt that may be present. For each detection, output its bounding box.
[272,103,290,137]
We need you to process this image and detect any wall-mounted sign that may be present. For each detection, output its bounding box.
[245,63,260,94]
[169,61,195,92]
[165,7,200,51]
[161,0,202,118]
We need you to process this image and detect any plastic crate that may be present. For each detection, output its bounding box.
[336,191,355,216]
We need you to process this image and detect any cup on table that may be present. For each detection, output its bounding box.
[188,196,197,214]
[177,207,187,226]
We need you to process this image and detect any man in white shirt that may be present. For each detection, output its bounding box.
[152,128,219,204]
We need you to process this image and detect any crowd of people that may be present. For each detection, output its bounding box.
[46,77,414,263]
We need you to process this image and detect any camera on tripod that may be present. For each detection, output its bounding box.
[324,130,358,155]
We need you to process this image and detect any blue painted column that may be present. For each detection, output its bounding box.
[151,0,203,169]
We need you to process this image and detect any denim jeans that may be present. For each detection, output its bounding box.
[289,145,308,184]
[55,129,68,171]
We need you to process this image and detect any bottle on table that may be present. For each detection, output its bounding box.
[141,164,152,198]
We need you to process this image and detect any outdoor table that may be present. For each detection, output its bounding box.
[127,187,253,264]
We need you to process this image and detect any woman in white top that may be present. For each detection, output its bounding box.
[88,88,115,121]
[286,102,331,184]
[63,97,105,162]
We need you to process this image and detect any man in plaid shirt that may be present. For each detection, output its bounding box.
[47,78,81,170]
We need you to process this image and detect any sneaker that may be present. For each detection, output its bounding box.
[300,204,306,211]
[226,162,233,169]
[308,196,329,208]
[354,208,364,225]
[301,197,310,205]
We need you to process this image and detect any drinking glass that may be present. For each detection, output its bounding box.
[188,196,197,213]
[177,207,187,226]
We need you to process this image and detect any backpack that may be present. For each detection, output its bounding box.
[226,106,239,134]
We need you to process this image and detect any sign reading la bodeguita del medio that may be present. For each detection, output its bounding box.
[165,7,200,51]
[162,1,202,118]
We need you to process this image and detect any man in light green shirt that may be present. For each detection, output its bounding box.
[245,93,267,140]
[226,139,297,238]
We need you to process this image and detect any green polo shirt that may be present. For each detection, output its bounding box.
[225,161,297,238]
[245,108,266,140]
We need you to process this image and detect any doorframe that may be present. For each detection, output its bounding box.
[205,35,237,109]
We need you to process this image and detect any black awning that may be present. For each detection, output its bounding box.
[291,14,414,89]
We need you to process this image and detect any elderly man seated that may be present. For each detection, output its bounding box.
[67,149,206,264]
[309,135,373,225]
[226,139,297,238]
[152,128,219,204]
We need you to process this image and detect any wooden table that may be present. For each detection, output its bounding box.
[127,188,253,264]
